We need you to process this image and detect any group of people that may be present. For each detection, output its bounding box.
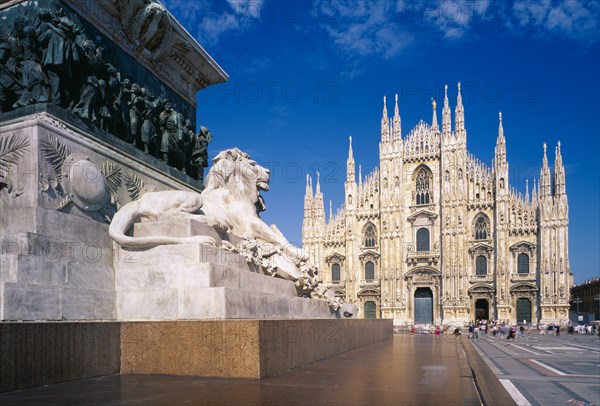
[0,8,211,180]
[565,323,597,335]
[467,319,600,340]
[468,319,527,340]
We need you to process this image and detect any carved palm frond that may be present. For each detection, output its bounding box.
[100,161,123,197]
[40,134,69,182]
[124,171,144,201]
[0,132,30,173]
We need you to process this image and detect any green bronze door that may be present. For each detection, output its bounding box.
[364,301,377,319]
[414,288,433,324]
[516,298,532,324]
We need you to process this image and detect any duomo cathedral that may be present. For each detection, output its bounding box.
[302,83,572,325]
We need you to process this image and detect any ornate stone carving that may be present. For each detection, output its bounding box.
[61,153,108,212]
[100,161,123,207]
[124,171,144,201]
[0,5,210,181]
[0,131,29,197]
[116,0,175,61]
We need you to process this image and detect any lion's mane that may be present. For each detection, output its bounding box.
[203,147,263,210]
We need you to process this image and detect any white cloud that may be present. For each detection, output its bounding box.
[515,0,600,43]
[314,0,414,60]
[162,0,265,46]
[316,0,599,65]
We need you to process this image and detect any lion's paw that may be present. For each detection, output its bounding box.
[220,240,237,252]
[190,236,217,247]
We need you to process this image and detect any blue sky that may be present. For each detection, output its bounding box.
[162,0,600,284]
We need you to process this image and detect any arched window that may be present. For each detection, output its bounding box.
[364,261,375,281]
[416,228,430,252]
[518,253,529,274]
[474,215,489,240]
[363,223,377,247]
[415,168,431,205]
[331,263,340,282]
[476,255,487,276]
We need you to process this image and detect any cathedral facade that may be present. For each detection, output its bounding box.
[302,84,572,325]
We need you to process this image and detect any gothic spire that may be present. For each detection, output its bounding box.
[315,171,321,194]
[346,136,355,182]
[525,179,530,202]
[303,174,313,220]
[532,179,538,205]
[540,142,552,197]
[393,93,401,139]
[381,96,389,140]
[313,171,325,222]
[495,112,506,161]
[305,173,313,198]
[455,82,465,140]
[329,199,333,221]
[431,98,439,131]
[554,141,566,196]
[442,84,451,136]
[498,111,505,140]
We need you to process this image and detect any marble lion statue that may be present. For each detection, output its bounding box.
[200,148,307,270]
[109,147,307,279]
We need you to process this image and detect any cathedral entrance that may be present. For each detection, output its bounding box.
[475,299,489,320]
[414,288,433,324]
[516,298,532,324]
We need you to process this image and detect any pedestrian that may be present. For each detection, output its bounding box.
[507,326,515,341]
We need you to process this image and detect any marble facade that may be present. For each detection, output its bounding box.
[303,88,573,325]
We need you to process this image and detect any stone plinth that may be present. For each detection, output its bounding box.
[115,218,336,320]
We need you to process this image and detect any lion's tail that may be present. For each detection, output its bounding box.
[108,201,142,248]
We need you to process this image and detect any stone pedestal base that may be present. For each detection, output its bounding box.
[115,220,335,320]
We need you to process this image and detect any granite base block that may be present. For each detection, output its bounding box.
[0,322,121,393]
[121,319,394,379]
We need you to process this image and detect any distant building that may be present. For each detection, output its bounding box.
[302,84,573,325]
[570,278,600,321]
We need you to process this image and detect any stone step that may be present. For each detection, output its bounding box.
[1,283,115,321]
[114,243,257,274]
[115,261,297,297]
[1,251,115,321]
[116,286,333,320]
[1,231,113,268]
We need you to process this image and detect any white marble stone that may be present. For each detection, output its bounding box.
[117,289,178,320]
[2,284,62,320]
[66,263,114,291]
[62,288,115,320]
